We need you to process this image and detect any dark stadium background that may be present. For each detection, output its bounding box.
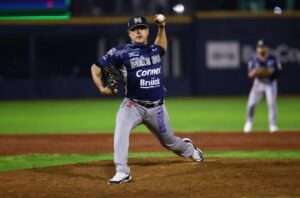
[0,0,299,99]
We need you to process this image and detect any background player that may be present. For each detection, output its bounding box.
[90,15,204,184]
[243,40,282,133]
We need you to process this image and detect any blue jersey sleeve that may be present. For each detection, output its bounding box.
[97,47,121,69]
[153,44,166,57]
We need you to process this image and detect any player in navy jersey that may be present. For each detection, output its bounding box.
[243,40,282,133]
[91,15,204,184]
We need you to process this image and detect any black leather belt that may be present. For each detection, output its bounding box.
[130,98,163,108]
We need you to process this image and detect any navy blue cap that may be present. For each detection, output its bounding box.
[128,16,149,30]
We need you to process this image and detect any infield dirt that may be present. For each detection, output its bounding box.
[0,132,300,197]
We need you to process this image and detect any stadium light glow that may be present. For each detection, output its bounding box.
[172,4,185,14]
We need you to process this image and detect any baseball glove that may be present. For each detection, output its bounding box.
[102,65,123,94]
[255,67,272,78]
[249,67,273,78]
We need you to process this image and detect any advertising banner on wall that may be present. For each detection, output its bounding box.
[206,41,240,69]
[196,17,300,94]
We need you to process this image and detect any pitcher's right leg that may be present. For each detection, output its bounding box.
[109,98,142,184]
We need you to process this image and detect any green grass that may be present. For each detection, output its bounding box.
[0,97,299,134]
[1,150,300,173]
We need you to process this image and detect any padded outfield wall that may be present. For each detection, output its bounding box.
[0,12,299,99]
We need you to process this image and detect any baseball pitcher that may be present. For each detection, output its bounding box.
[243,40,282,133]
[91,15,204,184]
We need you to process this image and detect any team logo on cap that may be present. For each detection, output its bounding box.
[134,17,142,24]
[258,40,264,46]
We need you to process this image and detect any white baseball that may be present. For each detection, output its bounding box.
[273,6,282,15]
[156,14,166,22]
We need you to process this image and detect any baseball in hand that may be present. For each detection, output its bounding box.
[155,14,166,23]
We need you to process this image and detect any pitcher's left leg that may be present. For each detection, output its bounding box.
[144,104,204,161]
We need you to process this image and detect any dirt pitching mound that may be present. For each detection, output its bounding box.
[1,132,300,197]
[0,158,300,198]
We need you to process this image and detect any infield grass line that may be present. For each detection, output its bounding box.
[1,150,300,173]
[0,97,299,134]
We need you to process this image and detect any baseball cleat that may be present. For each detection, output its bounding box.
[183,138,204,162]
[269,125,279,133]
[243,122,253,133]
[108,172,132,184]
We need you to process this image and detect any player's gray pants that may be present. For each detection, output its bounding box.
[246,79,278,126]
[113,98,195,174]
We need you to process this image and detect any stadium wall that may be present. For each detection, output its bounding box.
[0,14,299,99]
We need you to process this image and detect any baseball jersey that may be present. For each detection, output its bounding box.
[248,55,282,82]
[97,43,165,101]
